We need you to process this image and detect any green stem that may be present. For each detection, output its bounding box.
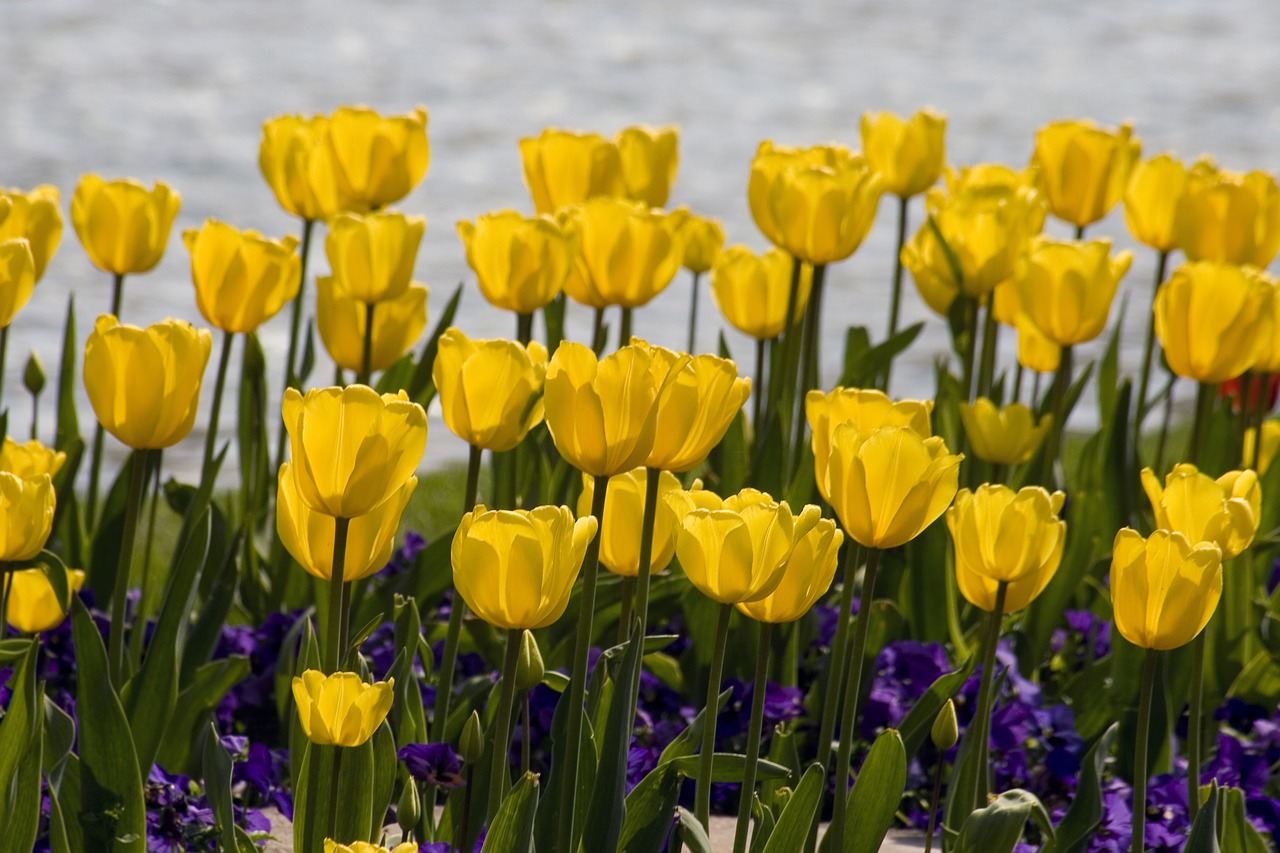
[696,603,733,830]
[687,271,701,353]
[733,621,773,853]
[326,746,344,844]
[791,265,826,477]
[1135,251,1170,454]
[1187,628,1206,821]
[1041,345,1073,487]
[619,306,633,348]
[592,307,607,354]
[457,765,475,853]
[276,218,315,477]
[202,330,235,476]
[618,577,635,644]
[110,272,125,318]
[752,338,767,437]
[129,451,163,670]
[516,312,533,346]
[30,389,38,441]
[488,628,522,821]
[0,324,9,408]
[86,425,107,526]
[1155,377,1175,474]
[0,568,12,640]
[776,256,804,484]
[975,297,999,400]
[521,692,532,776]
[620,466,662,789]
[883,195,909,392]
[924,747,946,853]
[108,448,150,685]
[815,541,859,771]
[960,298,979,403]
[1074,224,1086,240]
[1012,363,1024,405]
[1133,648,1158,853]
[971,581,1008,812]
[1189,381,1214,467]
[358,301,375,386]
[324,517,351,674]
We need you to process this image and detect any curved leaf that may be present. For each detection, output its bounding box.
[844,729,907,853]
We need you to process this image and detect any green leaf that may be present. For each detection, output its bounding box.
[761,763,825,853]
[677,807,714,853]
[200,722,240,853]
[898,658,975,757]
[155,655,251,775]
[43,695,77,789]
[1042,724,1118,853]
[1186,782,1222,853]
[370,720,397,841]
[0,641,44,853]
[480,772,539,853]
[843,729,907,853]
[669,753,791,783]
[1217,785,1269,853]
[659,688,733,765]
[619,761,680,853]
[955,789,1054,853]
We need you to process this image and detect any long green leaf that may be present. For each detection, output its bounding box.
[843,729,907,853]
[0,641,43,853]
[480,772,539,853]
[43,695,77,789]
[955,789,1054,853]
[761,763,825,853]
[677,807,714,853]
[201,722,240,853]
[619,761,680,853]
[1186,782,1222,853]
[669,752,791,783]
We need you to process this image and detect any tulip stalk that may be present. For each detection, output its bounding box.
[696,602,733,830]
[1188,381,1215,468]
[591,308,607,354]
[1134,250,1170,454]
[0,569,11,641]
[687,271,701,353]
[776,256,805,483]
[357,302,376,386]
[752,340,767,435]
[969,580,1008,813]
[792,265,827,473]
[975,299,1000,401]
[733,621,773,853]
[276,217,316,476]
[516,312,533,346]
[202,330,236,475]
[487,628,522,821]
[959,297,980,404]
[1187,626,1207,821]
[1040,345,1073,487]
[129,454,164,669]
[1132,648,1158,853]
[0,325,8,407]
[883,195,910,391]
[619,307,634,348]
[324,517,351,674]
[325,747,344,845]
[814,541,859,774]
[108,448,152,685]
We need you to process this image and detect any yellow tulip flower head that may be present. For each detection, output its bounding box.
[947,486,1066,611]
[1154,262,1269,384]
[1030,119,1140,228]
[0,239,36,329]
[709,246,812,341]
[0,473,55,562]
[823,424,962,550]
[71,175,180,275]
[5,567,85,634]
[1140,464,1260,561]
[1243,420,1280,474]
[1123,154,1189,252]
[433,327,548,452]
[615,124,680,208]
[1176,158,1280,268]
[559,198,684,309]
[324,840,417,853]
[1110,528,1222,650]
[860,109,948,199]
[1251,273,1280,374]
[736,516,843,623]
[0,437,66,479]
[281,385,427,519]
[184,219,301,334]
[324,105,429,214]
[519,128,625,216]
[452,504,597,630]
[456,210,574,315]
[958,399,1051,467]
[84,316,212,450]
[578,468,685,577]
[757,147,883,265]
[292,670,394,747]
[944,163,1048,234]
[325,210,424,304]
[315,276,428,373]
[1014,237,1132,347]
[677,214,725,275]
[0,185,63,280]
[1015,316,1062,374]
[276,464,416,582]
[805,387,933,503]
[748,142,855,250]
[258,113,343,221]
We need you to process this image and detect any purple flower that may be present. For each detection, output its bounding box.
[399,742,466,787]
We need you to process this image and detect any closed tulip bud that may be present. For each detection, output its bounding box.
[457,210,574,314]
[945,164,1047,234]
[1123,154,1189,252]
[325,105,429,214]
[1140,464,1260,561]
[0,239,36,328]
[459,711,485,764]
[1154,262,1269,384]
[396,779,421,836]
[258,114,343,221]
[5,567,85,634]
[959,399,1051,466]
[324,842,417,853]
[516,629,545,691]
[1243,421,1280,474]
[578,468,685,577]
[23,351,45,397]
[520,128,625,216]
[677,214,725,275]
[823,424,961,550]
[736,516,842,623]
[1030,119,1140,228]
[71,175,180,275]
[282,385,427,519]
[84,316,212,449]
[433,328,547,452]
[1110,528,1222,650]
[0,437,65,478]
[1015,237,1131,347]
[1015,317,1062,374]
[325,210,424,304]
[931,699,959,750]
[0,473,55,561]
[292,670,394,747]
[757,148,883,265]
[560,198,684,309]
[616,124,679,208]
[315,276,428,373]
[806,387,933,503]
[452,505,597,630]
[709,246,812,340]
[1176,159,1280,267]
[860,109,947,198]
[183,219,301,333]
[0,185,63,280]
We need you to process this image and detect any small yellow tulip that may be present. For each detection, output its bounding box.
[1243,421,1280,474]
[325,105,429,214]
[456,210,574,315]
[281,385,427,519]
[736,516,842,623]
[806,387,933,502]
[1123,154,1189,252]
[1030,119,1140,228]
[71,175,180,275]
[1154,262,1269,384]
[958,399,1051,466]
[559,198,684,309]
[315,276,428,373]
[292,670,394,747]
[325,210,424,304]
[451,504,597,630]
[947,485,1066,591]
[1110,528,1222,651]
[0,185,63,280]
[183,219,301,333]
[0,473,55,561]
[1140,464,1260,561]
[578,468,685,577]
[0,239,35,328]
[615,124,679,208]
[709,245,812,340]
[433,327,548,452]
[258,114,343,221]
[0,437,66,478]
[1176,158,1280,268]
[944,164,1047,234]
[324,840,417,853]
[1014,237,1132,347]
[5,568,85,634]
[84,316,212,450]
[748,142,855,250]
[519,128,625,216]
[860,109,947,198]
[677,214,725,275]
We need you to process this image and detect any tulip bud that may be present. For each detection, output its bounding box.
[457,211,574,315]
[1014,237,1132,347]
[1123,154,1189,252]
[519,128,625,216]
[259,113,343,221]
[615,124,679,208]
[184,219,301,333]
[433,328,548,453]
[931,699,958,750]
[559,198,684,309]
[396,780,421,834]
[677,214,725,275]
[516,630,545,691]
[0,437,65,479]
[0,185,63,282]
[771,785,793,811]
[459,711,484,764]
[710,246,811,341]
[1154,262,1269,384]
[860,109,948,199]
[71,175,181,275]
[958,399,1051,467]
[1140,464,1260,561]
[5,567,85,634]
[23,351,45,397]
[1031,119,1140,228]
[326,105,429,214]
[1243,421,1280,475]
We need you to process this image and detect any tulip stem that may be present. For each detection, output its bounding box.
[358,302,376,386]
[814,541,859,772]
[618,577,635,644]
[1041,345,1073,488]
[202,330,236,477]
[753,339,767,435]
[457,764,475,853]
[827,546,882,848]
[633,467,662,634]
[733,620,773,853]
[975,298,1000,400]
[924,745,946,853]
[959,297,980,404]
[109,272,125,318]
[1189,381,1214,467]
[1187,628,1207,821]
[777,256,804,484]
[687,271,701,353]
[0,569,11,641]
[276,218,315,475]
[1135,250,1170,456]
[1012,363,1024,405]
[488,628,522,822]
[86,425,107,527]
[129,452,163,670]
[592,308,607,354]
[970,580,1008,817]
[696,602,733,830]
[620,306,633,347]
[516,312,533,346]
[326,745,344,843]
[884,195,910,392]
[108,448,151,685]
[1133,648,1158,853]
[325,517,351,674]
[521,692,532,775]
[0,325,8,407]
[791,264,826,480]
[1155,378,1175,474]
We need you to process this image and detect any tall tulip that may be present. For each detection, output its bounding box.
[615,124,679,208]
[325,105,429,214]
[1030,119,1140,232]
[1176,158,1280,268]
[0,185,63,281]
[519,128,624,216]
[457,210,574,332]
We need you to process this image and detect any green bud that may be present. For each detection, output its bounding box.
[23,351,45,397]
[931,698,959,751]
[459,710,484,764]
[396,779,421,834]
[515,629,544,692]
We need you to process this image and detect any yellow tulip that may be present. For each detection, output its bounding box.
[183,219,301,333]
[1123,154,1189,252]
[577,468,685,577]
[944,164,1047,234]
[0,239,35,328]
[1154,262,1269,383]
[947,485,1066,592]
[292,670,394,747]
[1243,420,1280,474]
[281,385,427,519]
[258,113,343,221]
[736,516,842,623]
[748,142,855,250]
[324,841,417,853]
[84,316,212,449]
[822,424,961,550]
[0,472,55,560]
[860,109,947,198]
[276,464,416,582]
[958,399,1051,466]
[1014,237,1132,347]
[1110,528,1222,650]
[451,504,597,630]
[1015,316,1062,374]
[519,128,625,216]
[806,387,933,502]
[433,327,548,452]
[315,276,428,373]
[709,245,812,340]
[456,210,574,314]
[0,185,63,280]
[325,211,424,304]
[1252,273,1280,374]
[1140,464,1260,561]
[1176,158,1280,267]
[559,198,684,309]
[1030,119,1140,228]
[70,175,180,275]
[325,105,429,214]
[677,214,725,275]
[5,568,85,634]
[615,124,679,208]
[0,437,66,478]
